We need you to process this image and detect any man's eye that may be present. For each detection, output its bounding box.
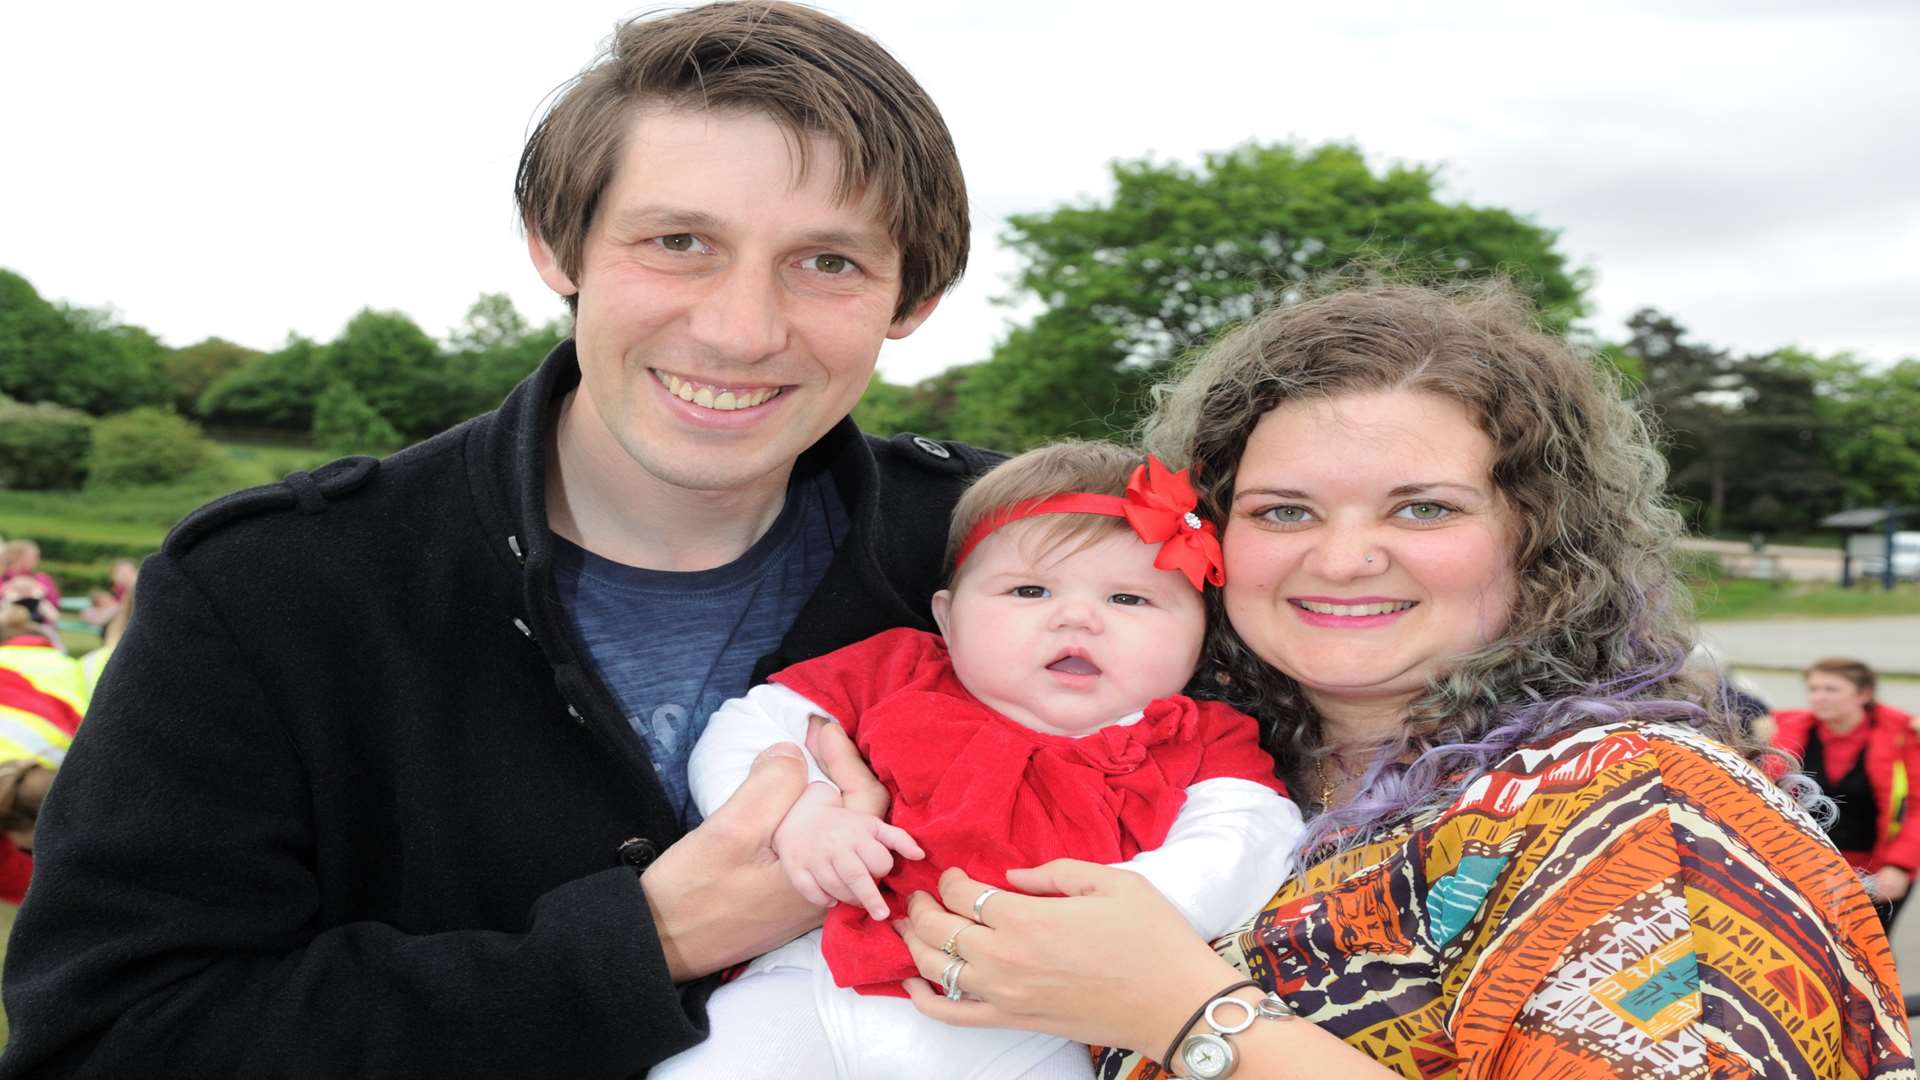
[803,254,857,275]
[1109,593,1148,607]
[1011,585,1049,599]
[656,234,703,253]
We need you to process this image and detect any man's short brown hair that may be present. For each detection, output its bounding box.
[515,1,969,322]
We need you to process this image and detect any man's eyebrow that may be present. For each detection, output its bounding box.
[608,205,724,233]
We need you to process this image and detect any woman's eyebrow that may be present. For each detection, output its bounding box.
[1233,486,1313,500]
[1386,482,1488,499]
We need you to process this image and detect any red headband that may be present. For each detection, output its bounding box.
[953,456,1226,590]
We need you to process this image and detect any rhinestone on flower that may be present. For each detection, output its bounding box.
[1182,511,1203,531]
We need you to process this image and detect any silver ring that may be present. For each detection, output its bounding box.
[941,957,968,1000]
[971,886,1002,923]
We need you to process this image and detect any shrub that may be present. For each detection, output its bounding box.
[88,408,216,488]
[0,395,94,490]
[311,382,403,456]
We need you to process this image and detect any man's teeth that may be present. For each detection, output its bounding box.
[655,371,782,411]
[1296,600,1416,617]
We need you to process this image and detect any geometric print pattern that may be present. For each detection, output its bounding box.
[1094,722,1916,1079]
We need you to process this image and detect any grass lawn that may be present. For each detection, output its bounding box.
[1690,574,1920,620]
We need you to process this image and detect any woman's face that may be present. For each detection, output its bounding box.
[1805,671,1871,726]
[1221,390,1518,727]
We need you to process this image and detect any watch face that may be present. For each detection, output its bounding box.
[1181,1032,1235,1078]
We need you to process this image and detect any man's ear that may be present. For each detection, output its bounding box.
[930,589,954,638]
[527,231,579,298]
[885,291,943,340]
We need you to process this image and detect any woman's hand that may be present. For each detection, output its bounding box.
[894,861,1239,1056]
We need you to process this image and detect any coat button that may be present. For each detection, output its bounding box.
[911,435,951,459]
[617,837,659,871]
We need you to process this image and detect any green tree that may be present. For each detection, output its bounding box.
[324,308,452,437]
[853,367,969,439]
[0,270,170,414]
[198,335,330,431]
[311,381,404,456]
[1777,350,1920,513]
[940,143,1586,448]
[165,337,261,416]
[444,293,568,418]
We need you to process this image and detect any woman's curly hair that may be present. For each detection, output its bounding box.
[1142,281,1809,854]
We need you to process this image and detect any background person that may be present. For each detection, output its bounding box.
[885,283,1910,1078]
[0,5,988,1076]
[1770,657,1920,929]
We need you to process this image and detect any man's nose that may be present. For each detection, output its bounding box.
[687,262,788,363]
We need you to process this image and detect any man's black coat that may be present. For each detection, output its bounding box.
[0,343,994,1078]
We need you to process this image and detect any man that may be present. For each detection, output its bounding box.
[0,5,987,1075]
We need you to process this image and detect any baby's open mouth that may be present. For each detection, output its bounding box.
[1047,655,1102,676]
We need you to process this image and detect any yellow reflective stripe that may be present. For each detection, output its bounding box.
[0,646,89,718]
[0,705,72,769]
[1890,760,1909,839]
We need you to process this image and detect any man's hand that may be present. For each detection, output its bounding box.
[640,743,823,983]
[773,782,923,920]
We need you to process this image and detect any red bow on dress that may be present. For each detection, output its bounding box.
[952,455,1226,591]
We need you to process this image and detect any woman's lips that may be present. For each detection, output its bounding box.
[1288,597,1417,628]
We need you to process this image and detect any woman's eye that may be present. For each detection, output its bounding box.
[1109,593,1149,607]
[1011,585,1049,599]
[803,253,857,275]
[1259,505,1313,525]
[1396,502,1453,522]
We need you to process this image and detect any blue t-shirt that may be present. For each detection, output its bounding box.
[552,470,848,827]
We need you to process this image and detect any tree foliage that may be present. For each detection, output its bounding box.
[0,394,94,490]
[921,142,1587,449]
[0,270,170,415]
[165,337,261,416]
[311,381,404,456]
[88,407,215,488]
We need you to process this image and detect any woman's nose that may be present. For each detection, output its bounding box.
[1313,529,1389,580]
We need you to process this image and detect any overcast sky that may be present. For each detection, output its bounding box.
[4,1,1916,384]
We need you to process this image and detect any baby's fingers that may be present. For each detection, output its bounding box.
[875,822,924,861]
[785,863,833,909]
[835,851,892,921]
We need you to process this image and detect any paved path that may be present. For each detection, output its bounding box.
[1698,616,1920,678]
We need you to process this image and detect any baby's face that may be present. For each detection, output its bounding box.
[932,520,1207,736]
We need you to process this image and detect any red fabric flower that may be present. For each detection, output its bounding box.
[1121,457,1225,589]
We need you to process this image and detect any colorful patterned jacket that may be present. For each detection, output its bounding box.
[1097,722,1914,1079]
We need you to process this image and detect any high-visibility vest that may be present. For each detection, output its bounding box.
[0,639,88,769]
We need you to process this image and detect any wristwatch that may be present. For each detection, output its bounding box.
[1179,992,1293,1078]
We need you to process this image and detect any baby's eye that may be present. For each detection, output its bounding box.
[1108,593,1149,607]
[1394,502,1454,522]
[1010,585,1050,599]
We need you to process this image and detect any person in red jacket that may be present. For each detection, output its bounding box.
[1770,656,1920,928]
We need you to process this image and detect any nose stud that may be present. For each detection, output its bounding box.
[1364,555,1374,564]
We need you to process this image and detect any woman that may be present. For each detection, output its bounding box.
[889,284,1911,1078]
[1770,658,1920,929]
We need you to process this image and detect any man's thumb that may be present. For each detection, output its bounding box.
[705,742,808,840]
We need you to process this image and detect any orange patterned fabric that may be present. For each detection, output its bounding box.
[1096,723,1915,1078]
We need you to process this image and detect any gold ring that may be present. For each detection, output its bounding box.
[941,924,969,959]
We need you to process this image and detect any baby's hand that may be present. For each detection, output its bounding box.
[773,782,924,920]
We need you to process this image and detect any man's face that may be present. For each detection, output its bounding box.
[532,107,938,498]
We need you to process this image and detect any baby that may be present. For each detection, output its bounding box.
[658,441,1303,1080]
